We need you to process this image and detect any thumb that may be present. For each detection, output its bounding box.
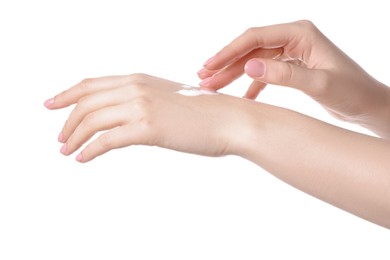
[244,58,326,94]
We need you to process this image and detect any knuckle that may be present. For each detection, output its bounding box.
[244,27,261,45]
[98,133,113,150]
[128,73,150,83]
[245,27,259,36]
[133,96,151,118]
[79,78,95,90]
[138,117,154,131]
[294,20,318,33]
[82,112,98,129]
[132,96,154,129]
[127,73,153,94]
[75,96,91,112]
[311,70,332,96]
[278,63,294,85]
[131,82,148,96]
[246,27,264,49]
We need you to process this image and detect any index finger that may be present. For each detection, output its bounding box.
[44,75,134,110]
[204,21,304,71]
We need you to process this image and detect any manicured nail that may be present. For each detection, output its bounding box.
[60,143,67,155]
[245,59,265,78]
[58,132,64,143]
[44,98,55,108]
[199,77,213,87]
[76,153,83,163]
[197,67,208,78]
[203,55,216,67]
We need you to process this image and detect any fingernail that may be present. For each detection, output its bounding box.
[199,77,213,87]
[60,143,67,155]
[76,153,83,162]
[203,55,216,67]
[58,132,64,143]
[197,67,208,78]
[245,59,265,78]
[44,98,55,108]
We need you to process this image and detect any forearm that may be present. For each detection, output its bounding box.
[238,103,390,228]
[357,81,390,139]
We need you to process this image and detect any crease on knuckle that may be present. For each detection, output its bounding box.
[245,27,258,36]
[128,73,150,83]
[82,112,98,130]
[133,97,151,121]
[131,97,156,137]
[279,63,294,85]
[294,20,320,37]
[79,78,95,91]
[126,73,153,94]
[75,96,91,113]
[98,132,113,150]
[245,27,262,48]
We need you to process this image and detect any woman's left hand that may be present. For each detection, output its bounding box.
[44,74,258,162]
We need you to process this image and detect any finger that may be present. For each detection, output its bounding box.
[62,103,131,156]
[203,21,308,71]
[44,74,136,110]
[197,68,219,80]
[244,58,328,95]
[243,81,267,100]
[60,86,135,143]
[75,125,147,163]
[199,48,282,90]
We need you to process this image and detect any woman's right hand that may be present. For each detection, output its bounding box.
[198,20,390,138]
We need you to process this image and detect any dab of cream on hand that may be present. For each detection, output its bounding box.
[176,85,219,96]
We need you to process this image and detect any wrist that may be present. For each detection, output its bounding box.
[231,102,284,164]
[358,82,390,139]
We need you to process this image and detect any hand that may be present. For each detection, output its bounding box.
[43,74,390,227]
[44,74,258,162]
[198,20,390,138]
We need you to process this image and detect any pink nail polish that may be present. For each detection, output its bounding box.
[197,67,207,76]
[58,132,64,143]
[60,143,67,155]
[245,59,265,78]
[199,77,213,87]
[197,68,210,80]
[44,98,55,108]
[203,55,216,67]
[76,153,83,162]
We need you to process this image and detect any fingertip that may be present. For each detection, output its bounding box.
[60,143,68,155]
[58,132,64,143]
[199,76,214,88]
[243,91,258,100]
[243,91,257,100]
[242,93,252,100]
[245,80,267,100]
[203,55,216,67]
[76,152,85,163]
[197,68,207,78]
[43,97,55,109]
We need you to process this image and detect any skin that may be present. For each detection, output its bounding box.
[199,20,390,139]
[44,20,390,229]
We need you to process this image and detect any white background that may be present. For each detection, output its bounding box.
[0,0,389,259]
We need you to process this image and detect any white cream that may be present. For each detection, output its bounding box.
[176,85,219,96]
